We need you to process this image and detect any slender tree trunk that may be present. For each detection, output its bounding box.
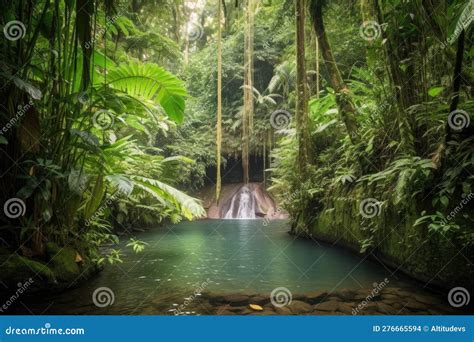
[296,0,309,173]
[373,0,414,153]
[447,29,465,142]
[315,30,320,98]
[433,29,465,169]
[449,30,465,115]
[216,0,223,202]
[183,11,190,65]
[242,0,254,184]
[76,0,94,91]
[309,0,359,144]
[263,134,266,186]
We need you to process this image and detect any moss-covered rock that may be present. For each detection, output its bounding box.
[0,253,56,290]
[0,242,100,295]
[45,242,80,282]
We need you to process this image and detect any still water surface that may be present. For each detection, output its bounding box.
[20,219,411,314]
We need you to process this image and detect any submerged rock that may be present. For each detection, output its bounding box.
[196,287,456,316]
[314,300,340,312]
[288,300,313,313]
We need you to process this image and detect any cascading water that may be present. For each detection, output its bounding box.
[223,185,256,219]
[203,182,287,219]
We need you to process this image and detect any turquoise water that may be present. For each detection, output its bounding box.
[17,220,410,314]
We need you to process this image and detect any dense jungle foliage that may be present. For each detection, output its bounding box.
[0,0,473,276]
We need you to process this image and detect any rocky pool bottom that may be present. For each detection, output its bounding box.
[6,286,466,316]
[193,288,462,316]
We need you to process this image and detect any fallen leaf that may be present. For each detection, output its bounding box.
[249,304,263,311]
[75,252,83,263]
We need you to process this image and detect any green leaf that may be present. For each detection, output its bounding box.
[12,77,42,99]
[106,63,187,123]
[0,135,7,145]
[84,174,106,219]
[428,86,444,97]
[440,196,450,207]
[130,176,205,220]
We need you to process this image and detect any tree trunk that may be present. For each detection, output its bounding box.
[216,0,223,203]
[447,29,465,142]
[433,29,465,169]
[242,0,254,184]
[296,0,309,173]
[309,0,359,144]
[373,0,414,153]
[315,29,320,98]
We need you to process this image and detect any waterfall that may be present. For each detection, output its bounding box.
[207,182,286,220]
[223,185,256,219]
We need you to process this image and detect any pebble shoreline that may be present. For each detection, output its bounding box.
[170,287,466,316]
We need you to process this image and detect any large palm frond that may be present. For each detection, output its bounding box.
[106,63,187,123]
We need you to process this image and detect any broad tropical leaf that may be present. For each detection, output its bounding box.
[106,63,187,123]
[130,176,205,220]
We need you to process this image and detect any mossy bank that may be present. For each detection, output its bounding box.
[0,244,99,295]
[291,184,474,291]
